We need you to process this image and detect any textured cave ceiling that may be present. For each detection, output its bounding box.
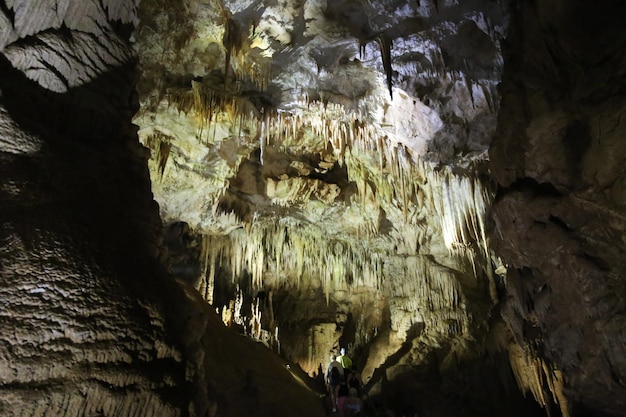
[133,0,506,401]
[1,0,625,417]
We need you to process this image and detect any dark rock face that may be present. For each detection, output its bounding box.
[490,1,626,415]
[0,22,186,417]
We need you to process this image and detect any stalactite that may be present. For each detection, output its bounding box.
[199,222,386,302]
[508,343,570,417]
[428,165,493,259]
[376,34,394,99]
[166,79,260,146]
[144,131,174,180]
[480,82,493,113]
[199,234,216,304]
[222,14,245,85]
[259,115,265,165]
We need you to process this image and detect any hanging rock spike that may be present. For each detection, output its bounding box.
[377,34,394,99]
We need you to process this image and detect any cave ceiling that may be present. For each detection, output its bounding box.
[132,0,511,385]
[135,0,505,237]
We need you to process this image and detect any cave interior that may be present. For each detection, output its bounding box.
[0,1,625,417]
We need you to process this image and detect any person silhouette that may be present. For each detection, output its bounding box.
[344,387,363,416]
[346,366,363,396]
[337,347,352,371]
[326,353,344,412]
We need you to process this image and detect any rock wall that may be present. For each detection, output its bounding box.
[490,1,626,415]
[0,2,324,417]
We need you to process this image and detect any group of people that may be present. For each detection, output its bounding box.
[326,348,364,415]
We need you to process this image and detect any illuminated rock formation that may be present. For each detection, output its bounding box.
[1,0,624,416]
[134,2,503,397]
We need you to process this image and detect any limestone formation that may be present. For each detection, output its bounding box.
[0,1,323,417]
[1,0,624,416]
